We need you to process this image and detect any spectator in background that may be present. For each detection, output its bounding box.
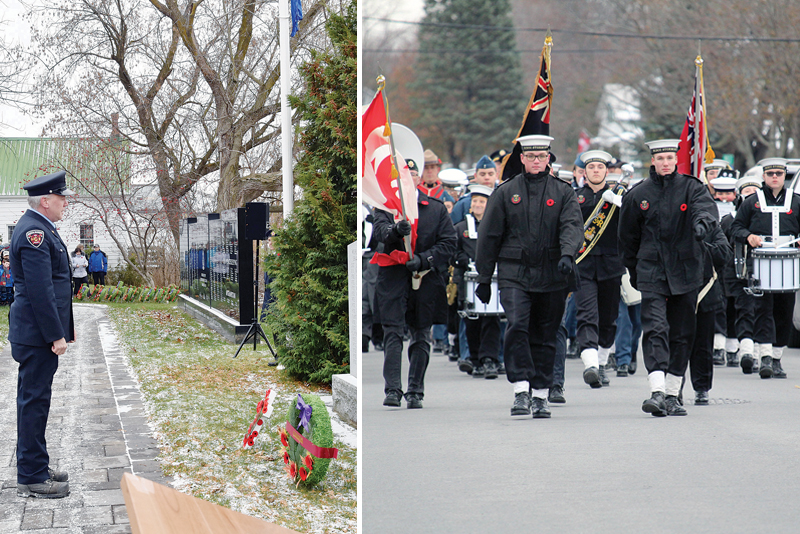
[88,244,108,285]
[0,257,13,305]
[72,247,89,296]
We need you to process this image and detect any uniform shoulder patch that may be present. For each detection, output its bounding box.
[26,229,44,247]
[577,195,585,204]
[511,194,521,204]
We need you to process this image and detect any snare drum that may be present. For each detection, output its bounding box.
[751,247,800,292]
[461,270,504,316]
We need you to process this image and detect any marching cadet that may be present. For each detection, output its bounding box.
[476,135,583,419]
[619,139,718,417]
[10,171,74,498]
[373,168,457,409]
[730,158,800,379]
[452,184,501,379]
[709,172,740,366]
[573,150,625,388]
[721,173,762,369]
[450,156,497,224]
[704,159,732,188]
[687,220,732,405]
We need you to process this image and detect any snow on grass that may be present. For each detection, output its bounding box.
[104,302,357,534]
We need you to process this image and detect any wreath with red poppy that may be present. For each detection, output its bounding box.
[278,393,338,488]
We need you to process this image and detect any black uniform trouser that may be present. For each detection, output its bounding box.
[641,290,698,376]
[754,292,795,347]
[714,306,726,336]
[732,284,756,342]
[383,325,431,398]
[575,275,622,352]
[11,343,59,485]
[362,257,378,340]
[500,287,568,390]
[690,308,715,391]
[464,315,501,366]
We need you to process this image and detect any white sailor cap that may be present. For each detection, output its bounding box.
[580,149,613,165]
[736,172,763,192]
[551,163,562,173]
[438,168,469,186]
[757,157,788,171]
[557,169,573,183]
[517,135,554,152]
[468,184,494,197]
[705,159,731,171]
[710,177,737,192]
[645,139,681,154]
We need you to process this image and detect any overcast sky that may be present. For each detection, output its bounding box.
[0,0,45,137]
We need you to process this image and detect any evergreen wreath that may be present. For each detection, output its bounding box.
[278,393,338,488]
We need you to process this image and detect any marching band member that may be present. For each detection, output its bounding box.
[451,155,497,224]
[710,172,740,366]
[476,135,583,419]
[619,139,718,417]
[730,158,800,379]
[721,174,762,369]
[452,184,501,379]
[573,150,625,388]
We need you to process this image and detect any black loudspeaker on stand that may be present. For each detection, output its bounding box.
[234,202,277,363]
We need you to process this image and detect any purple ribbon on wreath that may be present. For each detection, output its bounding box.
[296,394,313,432]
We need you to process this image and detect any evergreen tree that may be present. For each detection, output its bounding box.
[409,0,525,166]
[265,1,356,384]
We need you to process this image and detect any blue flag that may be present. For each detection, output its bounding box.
[290,0,303,37]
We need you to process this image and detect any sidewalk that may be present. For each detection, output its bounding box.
[0,304,171,533]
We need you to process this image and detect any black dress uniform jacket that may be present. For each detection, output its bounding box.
[730,187,800,244]
[697,225,732,313]
[373,192,457,329]
[9,210,74,346]
[575,184,625,281]
[476,170,583,292]
[619,167,718,295]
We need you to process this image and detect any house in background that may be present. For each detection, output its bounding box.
[0,136,130,268]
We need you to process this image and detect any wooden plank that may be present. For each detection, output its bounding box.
[121,472,302,534]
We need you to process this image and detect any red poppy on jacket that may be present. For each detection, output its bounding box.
[680,203,687,211]
[546,199,555,206]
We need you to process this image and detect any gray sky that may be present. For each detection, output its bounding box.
[0,0,45,137]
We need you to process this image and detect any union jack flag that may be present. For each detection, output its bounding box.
[501,31,553,181]
[677,55,714,179]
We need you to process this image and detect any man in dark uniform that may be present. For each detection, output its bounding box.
[10,170,74,498]
[476,135,583,418]
[619,139,718,417]
[730,158,800,379]
[452,184,501,379]
[573,150,626,389]
[373,171,457,409]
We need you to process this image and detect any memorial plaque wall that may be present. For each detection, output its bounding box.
[208,209,241,321]
[188,215,210,302]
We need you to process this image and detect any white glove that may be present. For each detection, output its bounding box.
[602,189,623,208]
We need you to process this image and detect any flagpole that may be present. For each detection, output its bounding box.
[694,54,703,180]
[280,0,293,219]
[376,75,412,256]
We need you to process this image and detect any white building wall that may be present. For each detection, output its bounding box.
[0,195,124,269]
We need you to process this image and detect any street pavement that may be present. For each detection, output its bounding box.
[0,304,170,533]
[363,344,800,533]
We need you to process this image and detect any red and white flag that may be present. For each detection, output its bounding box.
[677,55,714,178]
[361,89,418,266]
[578,130,591,153]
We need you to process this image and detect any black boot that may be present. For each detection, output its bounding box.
[472,362,486,378]
[599,365,610,387]
[773,358,787,379]
[726,351,739,367]
[583,366,601,388]
[617,364,629,377]
[740,354,755,374]
[362,335,371,353]
[694,390,709,405]
[628,358,637,375]
[531,397,551,418]
[458,359,473,375]
[548,385,566,404]
[511,391,532,416]
[713,348,726,366]
[759,356,773,379]
[642,391,667,417]
[483,359,499,379]
[665,395,687,415]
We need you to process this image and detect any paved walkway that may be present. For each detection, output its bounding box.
[363,345,800,533]
[0,304,170,533]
